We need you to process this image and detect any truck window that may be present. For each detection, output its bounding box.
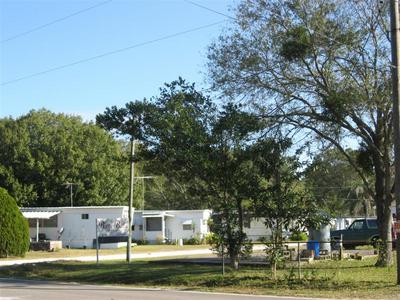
[350,220,365,230]
[367,219,378,229]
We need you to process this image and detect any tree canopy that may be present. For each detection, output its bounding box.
[97,78,215,210]
[304,148,374,217]
[207,0,394,266]
[98,79,324,269]
[0,109,131,207]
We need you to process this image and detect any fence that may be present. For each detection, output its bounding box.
[218,238,397,277]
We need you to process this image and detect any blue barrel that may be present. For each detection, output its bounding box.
[307,240,320,257]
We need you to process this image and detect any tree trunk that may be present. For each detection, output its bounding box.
[271,261,277,280]
[224,206,240,270]
[373,152,393,267]
[237,198,244,240]
[230,252,239,270]
[375,192,393,266]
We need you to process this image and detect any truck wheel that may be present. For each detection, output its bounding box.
[371,236,380,248]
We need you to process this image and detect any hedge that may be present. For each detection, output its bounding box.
[0,188,30,257]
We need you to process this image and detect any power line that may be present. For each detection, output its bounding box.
[1,0,112,43]
[1,20,226,86]
[184,0,236,21]
[185,0,392,72]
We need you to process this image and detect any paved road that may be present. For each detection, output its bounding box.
[0,278,326,300]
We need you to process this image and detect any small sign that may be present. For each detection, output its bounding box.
[96,217,129,237]
[394,221,400,233]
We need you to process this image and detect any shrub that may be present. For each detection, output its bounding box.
[290,231,308,241]
[132,238,148,245]
[183,236,202,245]
[165,239,177,245]
[257,236,271,243]
[0,188,30,257]
[155,235,165,245]
[205,232,217,245]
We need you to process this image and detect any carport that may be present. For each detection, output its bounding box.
[21,210,60,241]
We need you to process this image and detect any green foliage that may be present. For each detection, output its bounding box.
[0,110,131,207]
[0,188,29,257]
[204,232,217,245]
[248,140,324,278]
[207,0,397,267]
[98,79,322,270]
[280,26,311,61]
[304,148,373,217]
[321,89,362,119]
[97,78,213,210]
[141,175,204,210]
[183,236,202,245]
[356,143,374,175]
[99,81,267,268]
[290,231,308,241]
[209,210,253,262]
[251,140,322,238]
[132,239,149,245]
[264,241,285,267]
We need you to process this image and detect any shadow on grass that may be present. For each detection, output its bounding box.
[0,260,398,294]
[1,261,221,285]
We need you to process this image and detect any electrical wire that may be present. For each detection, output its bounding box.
[184,0,236,21]
[1,20,226,86]
[1,0,112,44]
[185,0,393,71]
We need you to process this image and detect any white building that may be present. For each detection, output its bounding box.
[21,207,212,248]
[21,206,129,249]
[132,210,212,243]
[332,217,356,230]
[243,217,272,241]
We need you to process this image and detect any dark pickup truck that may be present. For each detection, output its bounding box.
[330,218,397,249]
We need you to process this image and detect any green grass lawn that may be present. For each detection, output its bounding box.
[0,245,210,260]
[0,256,399,299]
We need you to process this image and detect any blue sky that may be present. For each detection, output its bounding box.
[0,0,234,121]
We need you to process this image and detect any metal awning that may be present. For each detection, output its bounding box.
[22,211,60,219]
[142,214,163,218]
[182,219,193,225]
[142,212,174,218]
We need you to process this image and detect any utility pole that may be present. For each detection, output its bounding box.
[64,182,76,207]
[390,0,400,285]
[127,139,135,263]
[126,138,154,263]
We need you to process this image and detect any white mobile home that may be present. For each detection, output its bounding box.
[21,206,129,249]
[243,217,272,241]
[132,210,212,243]
[21,207,212,247]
